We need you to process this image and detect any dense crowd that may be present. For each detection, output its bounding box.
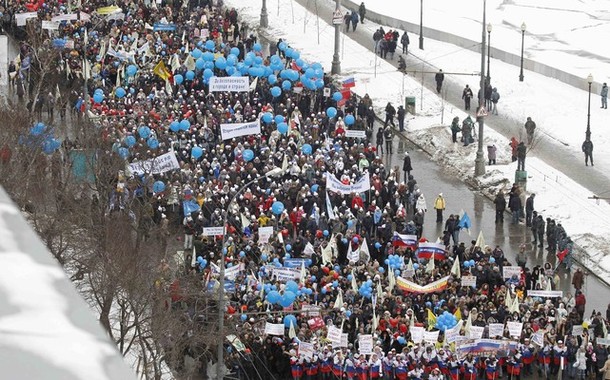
[3,0,610,379]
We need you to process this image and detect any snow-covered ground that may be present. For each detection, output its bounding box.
[227,0,610,282]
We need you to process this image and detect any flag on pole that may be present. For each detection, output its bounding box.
[241,213,251,229]
[342,77,355,88]
[153,60,172,81]
[458,210,472,235]
[505,291,512,308]
[288,320,297,339]
[360,238,370,262]
[475,230,485,248]
[249,76,258,92]
[351,269,358,292]
[321,242,333,265]
[426,257,435,273]
[454,308,462,321]
[427,309,437,331]
[184,54,196,71]
[281,153,289,172]
[388,266,396,291]
[334,289,344,310]
[325,191,336,220]
[299,261,307,285]
[450,257,461,278]
[510,294,520,314]
[464,313,472,336]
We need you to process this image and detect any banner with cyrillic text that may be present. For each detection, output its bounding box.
[220,120,261,140]
[202,227,225,236]
[325,172,371,195]
[264,322,285,336]
[396,276,450,294]
[209,76,250,92]
[527,290,563,298]
[127,151,180,175]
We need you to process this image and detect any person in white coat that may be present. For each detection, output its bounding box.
[574,347,587,380]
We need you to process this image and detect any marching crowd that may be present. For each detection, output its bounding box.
[3,0,610,379]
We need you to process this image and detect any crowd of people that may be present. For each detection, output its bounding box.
[3,0,610,379]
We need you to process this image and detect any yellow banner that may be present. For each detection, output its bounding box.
[96,6,121,15]
[396,276,449,294]
[153,60,171,81]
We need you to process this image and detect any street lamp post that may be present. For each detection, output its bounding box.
[586,73,593,140]
[519,22,526,82]
[331,0,341,75]
[486,23,492,83]
[261,0,269,28]
[474,0,487,177]
[217,167,284,379]
[419,0,424,50]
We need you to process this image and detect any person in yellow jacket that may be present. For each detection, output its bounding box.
[434,193,446,223]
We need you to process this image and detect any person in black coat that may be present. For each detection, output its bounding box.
[435,69,445,93]
[525,193,535,227]
[493,191,506,223]
[402,152,413,181]
[397,105,406,131]
[375,127,384,154]
[517,141,527,170]
[384,102,396,127]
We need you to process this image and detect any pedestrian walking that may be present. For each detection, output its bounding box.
[601,82,608,109]
[524,117,536,144]
[344,11,351,33]
[484,82,493,110]
[402,151,413,179]
[462,85,473,110]
[397,105,406,131]
[400,31,410,54]
[525,193,535,227]
[450,116,460,143]
[461,116,474,146]
[494,191,506,223]
[487,144,497,165]
[359,2,366,23]
[373,28,383,54]
[491,87,500,115]
[384,127,394,154]
[351,11,359,32]
[435,69,444,94]
[384,102,395,127]
[375,127,384,154]
[517,141,527,171]
[582,138,593,166]
[434,193,445,223]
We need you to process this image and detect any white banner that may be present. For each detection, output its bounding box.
[209,76,250,92]
[572,325,584,336]
[469,326,484,340]
[359,334,373,355]
[225,263,244,281]
[327,326,343,345]
[503,266,522,279]
[42,21,60,30]
[597,338,610,346]
[507,322,523,338]
[127,151,180,175]
[202,227,225,236]
[301,304,320,317]
[258,226,274,245]
[264,322,285,336]
[488,323,504,338]
[532,330,545,346]
[325,172,371,195]
[345,130,366,138]
[528,290,563,298]
[410,326,424,344]
[220,120,261,140]
[271,268,301,282]
[299,342,315,359]
[461,275,477,287]
[445,322,463,344]
[15,12,38,26]
[424,330,440,344]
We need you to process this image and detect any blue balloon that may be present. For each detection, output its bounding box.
[253,43,262,52]
[310,275,316,282]
[126,64,138,77]
[277,122,288,135]
[279,41,287,51]
[301,144,312,155]
[180,119,191,131]
[115,87,126,98]
[305,68,315,79]
[274,115,285,124]
[345,115,355,125]
[185,70,195,80]
[192,146,203,159]
[413,263,420,270]
[227,54,237,66]
[353,237,359,244]
[271,86,282,97]
[323,230,329,237]
[191,48,203,59]
[268,74,277,85]
[239,251,246,258]
[283,314,297,328]
[332,92,342,102]
[215,57,227,70]
[286,280,299,293]
[230,47,240,56]
[241,314,248,321]
[203,69,214,79]
[153,181,165,193]
[93,92,104,104]
[326,107,337,118]
[125,135,136,147]
[30,122,46,136]
[174,74,184,85]
[311,184,319,193]
[266,290,281,304]
[205,40,215,51]
[282,80,292,91]
[138,126,151,139]
[147,138,159,149]
[196,58,205,70]
[242,149,254,162]
[379,267,385,273]
[118,147,129,159]
[261,254,268,262]
[170,121,180,132]
[489,257,496,263]
[271,201,285,215]
[286,244,292,252]
[262,112,273,123]
[375,242,382,249]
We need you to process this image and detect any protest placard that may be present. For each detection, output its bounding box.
[127,151,180,175]
[258,226,274,245]
[506,322,523,338]
[503,266,522,279]
[424,330,440,344]
[359,334,373,355]
[469,326,484,340]
[264,322,284,336]
[488,323,504,338]
[209,76,250,92]
[220,120,261,140]
[327,326,343,345]
[410,326,424,343]
[202,227,224,236]
[461,276,477,287]
[345,130,366,138]
[299,342,315,359]
[528,290,563,298]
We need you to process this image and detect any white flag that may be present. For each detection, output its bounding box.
[351,269,358,292]
[288,320,296,339]
[241,213,251,229]
[321,242,333,265]
[475,230,485,248]
[334,289,344,310]
[450,257,461,278]
[359,238,370,262]
[326,191,336,220]
[426,257,435,273]
[249,76,258,91]
[299,262,307,285]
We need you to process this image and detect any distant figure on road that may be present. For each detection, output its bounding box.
[601,82,608,109]
[582,138,593,166]
[359,2,366,23]
[487,144,497,165]
[403,151,413,179]
[384,102,396,127]
[397,105,406,131]
[494,191,506,224]
[491,87,500,115]
[398,55,406,72]
[376,127,384,154]
[351,11,359,32]
[524,117,536,144]
[344,11,351,33]
[462,85,473,110]
[517,141,527,171]
[434,193,446,223]
[384,127,394,154]
[401,31,410,54]
[450,116,461,143]
[435,69,444,93]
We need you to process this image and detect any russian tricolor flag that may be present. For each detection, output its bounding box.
[392,233,418,250]
[342,77,355,88]
[417,242,448,260]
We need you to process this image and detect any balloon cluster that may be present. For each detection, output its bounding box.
[385,254,404,270]
[24,122,61,155]
[463,259,476,268]
[266,290,296,308]
[435,311,458,332]
[358,279,373,299]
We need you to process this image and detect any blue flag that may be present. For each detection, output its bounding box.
[458,212,472,232]
[183,199,200,216]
